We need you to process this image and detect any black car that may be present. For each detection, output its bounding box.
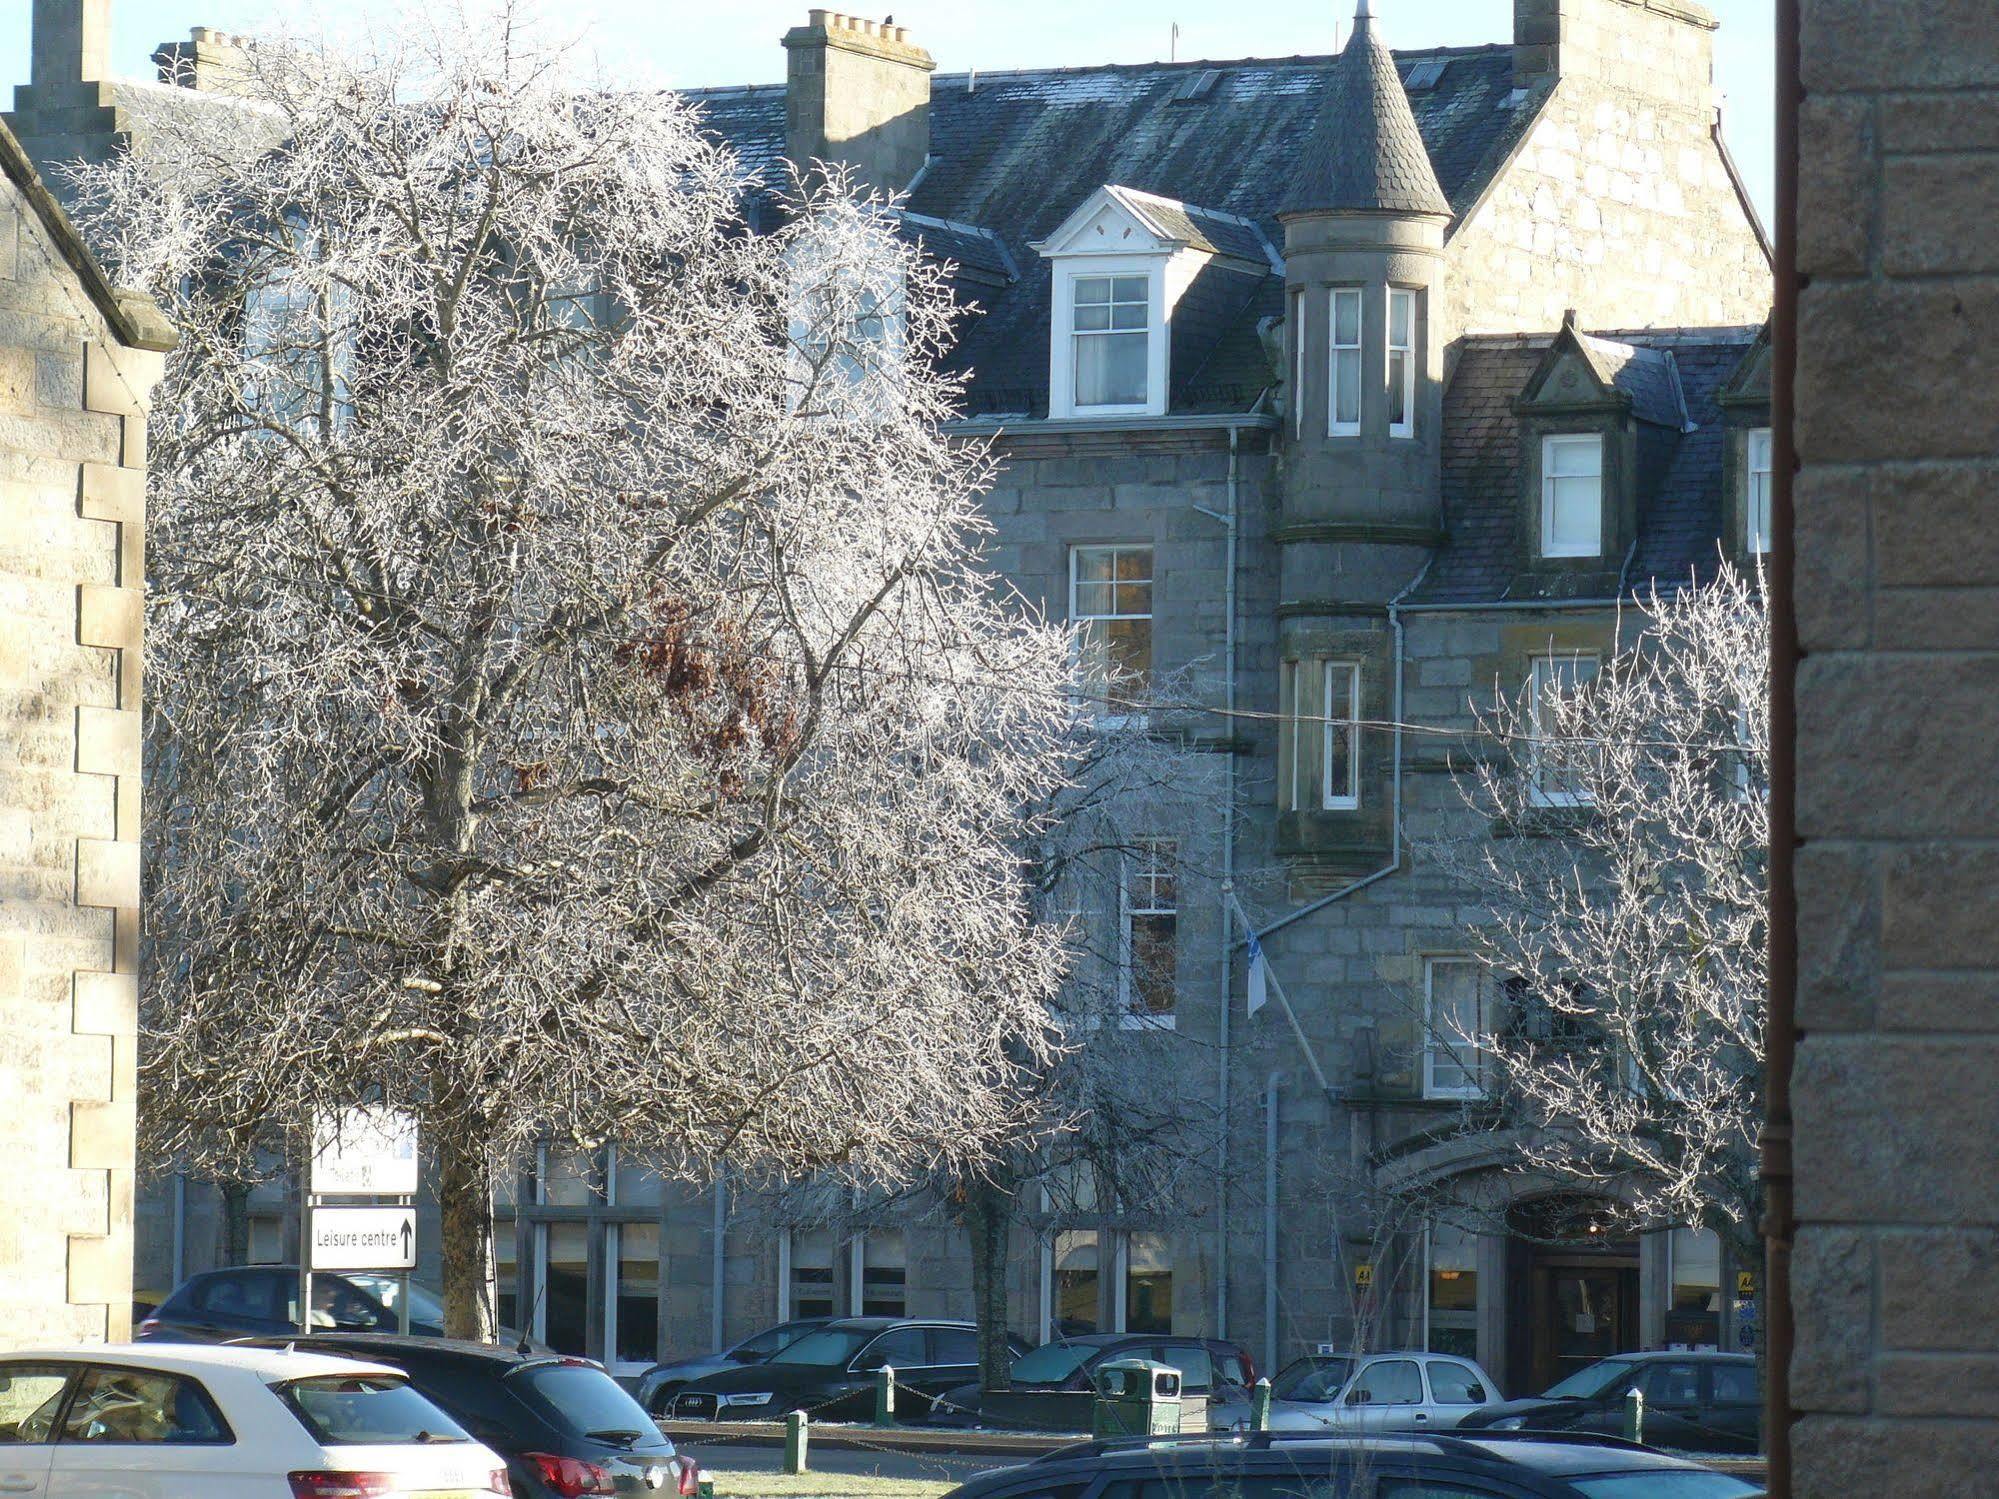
[246,1332,697,1499]
[930,1333,1256,1429]
[633,1318,830,1414]
[669,1317,1029,1423]
[141,1266,448,1340]
[1457,1351,1761,1455]
[940,1430,1763,1499]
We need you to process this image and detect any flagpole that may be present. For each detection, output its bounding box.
[1229,891,1336,1098]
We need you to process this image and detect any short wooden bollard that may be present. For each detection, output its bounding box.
[1250,1377,1273,1433]
[783,1409,809,1475]
[874,1365,896,1427]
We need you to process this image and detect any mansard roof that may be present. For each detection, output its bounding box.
[1414,326,1764,606]
[689,47,1539,417]
[1279,7,1452,219]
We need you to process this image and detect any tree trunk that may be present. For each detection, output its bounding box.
[964,1179,1016,1393]
[438,1133,498,1343]
[220,1180,250,1265]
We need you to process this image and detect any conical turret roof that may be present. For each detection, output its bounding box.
[1280,1,1452,219]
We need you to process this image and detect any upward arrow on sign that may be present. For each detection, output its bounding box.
[401,1219,414,1260]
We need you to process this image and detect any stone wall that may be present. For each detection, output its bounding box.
[0,119,167,1349]
[1790,1,1999,1491]
[1449,0,1770,335]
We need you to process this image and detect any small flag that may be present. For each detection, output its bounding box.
[1246,928,1268,1017]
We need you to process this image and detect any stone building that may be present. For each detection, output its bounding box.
[15,0,1772,1390]
[0,94,171,1347]
[1784,0,1999,1490]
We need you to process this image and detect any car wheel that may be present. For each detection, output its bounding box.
[648,1384,682,1415]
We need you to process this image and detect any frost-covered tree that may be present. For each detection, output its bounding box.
[69,10,1087,1338]
[1436,569,1768,1272]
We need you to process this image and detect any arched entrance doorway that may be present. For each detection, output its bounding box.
[1505,1194,1641,1394]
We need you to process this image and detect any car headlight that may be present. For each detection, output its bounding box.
[721,1392,774,1409]
[1490,1415,1529,1431]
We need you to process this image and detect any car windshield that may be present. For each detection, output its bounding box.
[507,1363,672,1452]
[1569,1474,1761,1498]
[1007,1343,1099,1384]
[768,1329,875,1367]
[1544,1358,1641,1400]
[736,1323,812,1360]
[1273,1358,1353,1402]
[281,1376,470,1446]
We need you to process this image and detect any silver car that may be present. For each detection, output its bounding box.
[1211,1350,1500,1434]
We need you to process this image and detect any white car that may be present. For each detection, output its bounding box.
[1211,1350,1503,1434]
[0,1342,510,1497]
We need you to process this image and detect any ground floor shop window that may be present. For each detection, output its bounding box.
[1124,1233,1173,1334]
[786,1228,836,1319]
[544,1222,590,1355]
[495,1225,518,1330]
[1427,1222,1479,1358]
[1667,1226,1722,1350]
[1052,1230,1100,1337]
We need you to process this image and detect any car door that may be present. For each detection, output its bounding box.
[1155,1343,1214,1409]
[919,1328,982,1407]
[1344,1358,1426,1433]
[851,1327,929,1414]
[1701,1360,1761,1453]
[1629,1359,1707,1449]
[45,1363,243,1499]
[1421,1359,1492,1430]
[0,1362,80,1498]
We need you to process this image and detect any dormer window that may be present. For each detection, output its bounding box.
[1388,288,1416,439]
[1329,288,1363,436]
[1072,274,1151,410]
[1745,428,1773,555]
[1540,435,1604,557]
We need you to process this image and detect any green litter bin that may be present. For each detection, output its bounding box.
[1092,1357,1185,1438]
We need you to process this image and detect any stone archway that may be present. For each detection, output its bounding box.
[1504,1192,1642,1395]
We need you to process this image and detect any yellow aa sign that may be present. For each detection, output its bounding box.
[1355,1263,1374,1289]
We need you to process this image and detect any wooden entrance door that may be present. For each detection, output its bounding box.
[1531,1261,1639,1392]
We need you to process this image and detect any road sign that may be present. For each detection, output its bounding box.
[312,1107,419,1196]
[311,1205,418,1271]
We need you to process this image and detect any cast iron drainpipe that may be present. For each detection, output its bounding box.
[1765,0,1801,1488]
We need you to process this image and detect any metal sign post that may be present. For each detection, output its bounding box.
[303,1107,422,1334]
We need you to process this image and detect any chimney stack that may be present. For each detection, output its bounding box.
[1513,0,1720,105]
[153,28,258,96]
[782,10,936,198]
[29,0,111,88]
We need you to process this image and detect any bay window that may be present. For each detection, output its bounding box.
[1388,288,1416,439]
[1329,287,1363,436]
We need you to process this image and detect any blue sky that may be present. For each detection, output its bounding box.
[1,0,1775,221]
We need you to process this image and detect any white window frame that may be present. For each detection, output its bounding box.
[1281,659,1307,812]
[1322,661,1362,811]
[1291,288,1306,440]
[1422,957,1488,1100]
[1119,836,1178,1030]
[1745,427,1773,555]
[1528,653,1601,808]
[1540,434,1605,558]
[1049,258,1167,418]
[1069,544,1154,724]
[1328,287,1363,438]
[1387,288,1416,440]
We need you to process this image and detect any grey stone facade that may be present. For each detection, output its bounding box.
[0,104,170,1350]
[1788,0,1999,1489]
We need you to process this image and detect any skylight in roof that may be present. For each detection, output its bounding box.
[1172,69,1225,103]
[1403,58,1448,92]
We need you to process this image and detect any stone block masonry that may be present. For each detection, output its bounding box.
[1791,0,1999,1491]
[0,115,168,1351]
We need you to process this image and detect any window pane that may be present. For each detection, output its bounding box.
[1324,663,1358,807]
[1075,277,1112,305]
[545,1222,590,1356]
[1355,1360,1423,1405]
[1549,474,1603,552]
[495,1223,519,1331]
[1712,1364,1758,1404]
[1053,1230,1100,1336]
[1333,349,1361,427]
[1113,548,1153,584]
[1530,655,1600,804]
[1388,350,1409,429]
[1428,1361,1487,1404]
[1746,428,1773,554]
[1111,302,1149,331]
[1549,436,1603,478]
[1427,960,1484,1094]
[615,1222,661,1365]
[1428,1221,1480,1358]
[1074,548,1117,585]
[1076,330,1148,406]
[0,1366,74,1445]
[1668,1227,1722,1350]
[1125,1235,1173,1334]
[931,1327,979,1365]
[1074,303,1112,332]
[1390,289,1413,346]
[1333,290,1361,346]
[1111,276,1149,303]
[1072,579,1115,617]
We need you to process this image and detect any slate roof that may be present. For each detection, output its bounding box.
[1281,10,1453,218]
[1414,328,1765,606]
[1576,330,1692,431]
[685,48,1541,416]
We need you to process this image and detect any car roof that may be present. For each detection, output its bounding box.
[1593,1350,1754,1363]
[10,1342,403,1382]
[1024,1431,1719,1479]
[821,1317,976,1332]
[239,1333,569,1370]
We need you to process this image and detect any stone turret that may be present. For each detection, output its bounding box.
[1273,0,1452,866]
